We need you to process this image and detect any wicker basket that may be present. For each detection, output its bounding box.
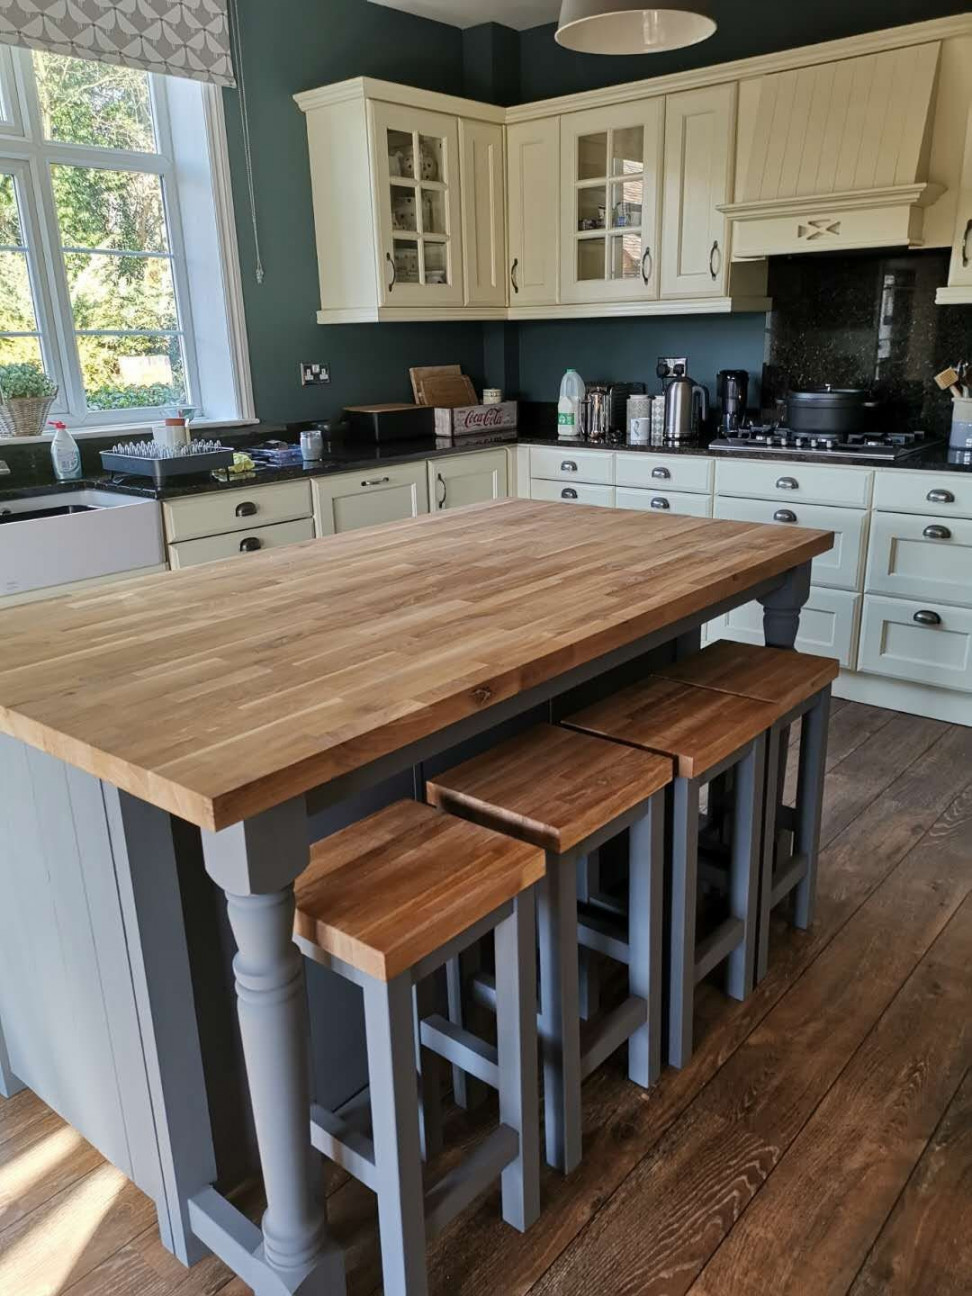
[0,392,57,438]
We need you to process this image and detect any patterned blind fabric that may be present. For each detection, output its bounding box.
[0,0,235,86]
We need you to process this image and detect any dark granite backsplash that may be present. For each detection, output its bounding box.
[762,250,972,436]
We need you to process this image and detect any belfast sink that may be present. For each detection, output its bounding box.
[0,490,165,599]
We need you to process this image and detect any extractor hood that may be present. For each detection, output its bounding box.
[721,42,943,259]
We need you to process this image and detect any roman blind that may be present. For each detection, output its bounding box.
[0,0,235,86]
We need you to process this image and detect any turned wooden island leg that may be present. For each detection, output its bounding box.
[199,798,345,1296]
[759,561,812,649]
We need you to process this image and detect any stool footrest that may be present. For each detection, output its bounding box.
[420,1014,499,1091]
[310,1102,378,1192]
[424,1125,519,1238]
[771,853,810,907]
[694,916,745,985]
[469,969,497,1012]
[580,996,648,1081]
[577,903,630,966]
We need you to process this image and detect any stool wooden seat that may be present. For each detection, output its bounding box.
[295,800,544,1296]
[428,724,672,1174]
[655,641,838,981]
[565,681,771,1069]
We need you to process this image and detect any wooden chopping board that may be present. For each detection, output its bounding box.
[420,373,478,409]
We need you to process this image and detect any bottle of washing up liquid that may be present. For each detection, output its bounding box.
[558,369,586,439]
[49,421,82,482]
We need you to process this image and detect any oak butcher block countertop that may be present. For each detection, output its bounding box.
[0,499,832,831]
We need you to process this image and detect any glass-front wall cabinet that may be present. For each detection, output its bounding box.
[560,100,663,304]
[371,102,463,308]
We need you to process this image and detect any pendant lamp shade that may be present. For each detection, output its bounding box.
[556,2,717,55]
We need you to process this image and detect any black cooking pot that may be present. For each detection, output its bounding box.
[786,386,878,436]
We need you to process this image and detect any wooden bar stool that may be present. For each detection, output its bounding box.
[655,640,838,981]
[565,680,777,1069]
[293,800,544,1296]
[427,724,672,1175]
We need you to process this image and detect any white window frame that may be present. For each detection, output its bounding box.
[0,47,253,433]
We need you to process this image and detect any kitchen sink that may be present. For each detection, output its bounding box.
[0,490,165,599]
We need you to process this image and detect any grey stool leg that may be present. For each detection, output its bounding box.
[577,851,601,1022]
[669,776,700,1070]
[756,724,783,984]
[494,889,541,1232]
[793,689,831,930]
[726,738,765,1002]
[628,793,664,1088]
[414,975,443,1162]
[364,972,429,1296]
[538,851,583,1174]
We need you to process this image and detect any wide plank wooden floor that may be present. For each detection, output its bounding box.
[3,699,972,1296]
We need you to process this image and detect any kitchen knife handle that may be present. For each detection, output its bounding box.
[923,524,951,540]
[774,509,797,523]
[510,258,519,293]
[913,609,941,626]
[927,489,954,504]
[641,246,652,285]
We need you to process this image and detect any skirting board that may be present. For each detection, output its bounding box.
[833,670,972,727]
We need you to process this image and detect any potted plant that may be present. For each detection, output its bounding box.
[0,363,58,438]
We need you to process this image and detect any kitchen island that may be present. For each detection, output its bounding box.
[0,499,832,1295]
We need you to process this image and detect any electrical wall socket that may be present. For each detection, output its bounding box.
[657,356,688,379]
[300,362,330,386]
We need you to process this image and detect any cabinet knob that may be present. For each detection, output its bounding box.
[651,466,671,480]
[561,460,578,472]
[436,472,447,508]
[708,240,720,280]
[561,487,578,500]
[510,258,519,294]
[776,476,799,491]
[774,508,797,523]
[386,253,396,292]
[235,501,257,517]
[926,489,955,504]
[650,496,670,510]
[923,524,951,540]
[913,609,942,627]
[641,246,652,286]
[361,476,390,487]
[239,536,262,553]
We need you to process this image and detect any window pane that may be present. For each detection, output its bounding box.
[0,251,38,330]
[0,174,22,245]
[78,332,186,411]
[51,165,168,252]
[0,335,43,368]
[33,51,156,153]
[65,252,178,332]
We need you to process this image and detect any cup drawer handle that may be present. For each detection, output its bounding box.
[926,489,954,504]
[561,460,578,472]
[561,487,578,500]
[923,524,951,540]
[235,501,258,517]
[651,466,671,480]
[913,609,941,626]
[774,509,797,523]
[239,536,262,553]
[776,476,799,490]
[650,496,670,510]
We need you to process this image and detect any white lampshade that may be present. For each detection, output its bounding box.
[556,2,717,54]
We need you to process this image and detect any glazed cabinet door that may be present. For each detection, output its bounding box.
[429,449,509,511]
[507,117,560,306]
[660,83,735,298]
[369,101,464,308]
[459,119,507,308]
[314,463,430,536]
[559,98,663,304]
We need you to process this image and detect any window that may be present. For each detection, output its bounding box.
[0,47,251,429]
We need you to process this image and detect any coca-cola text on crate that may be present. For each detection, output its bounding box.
[434,401,518,437]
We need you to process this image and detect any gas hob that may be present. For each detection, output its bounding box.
[709,427,940,463]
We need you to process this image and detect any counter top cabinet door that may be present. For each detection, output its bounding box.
[560,99,663,304]
[460,119,507,308]
[370,101,464,309]
[508,117,560,306]
[660,83,735,298]
[430,449,508,511]
[314,462,430,536]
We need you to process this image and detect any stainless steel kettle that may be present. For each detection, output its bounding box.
[664,373,709,442]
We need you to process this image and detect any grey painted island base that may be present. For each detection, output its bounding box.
[0,561,812,1296]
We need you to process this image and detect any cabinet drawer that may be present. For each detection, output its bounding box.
[615,453,713,494]
[714,495,865,591]
[531,479,615,508]
[707,587,860,668]
[859,594,972,693]
[314,462,429,536]
[163,481,313,544]
[168,518,315,569]
[866,512,972,607]
[715,459,872,508]
[531,446,614,485]
[873,470,972,519]
[616,486,711,518]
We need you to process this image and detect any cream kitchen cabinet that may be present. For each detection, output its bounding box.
[713,495,868,592]
[937,99,972,304]
[507,117,560,307]
[314,461,429,535]
[429,448,508,511]
[161,480,315,570]
[559,99,663,305]
[459,119,507,309]
[859,595,972,693]
[531,479,615,508]
[616,486,712,517]
[169,519,315,570]
[865,511,972,606]
[660,84,735,298]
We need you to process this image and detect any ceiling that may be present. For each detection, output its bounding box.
[366,0,560,31]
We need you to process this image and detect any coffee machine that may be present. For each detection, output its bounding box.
[718,369,749,433]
